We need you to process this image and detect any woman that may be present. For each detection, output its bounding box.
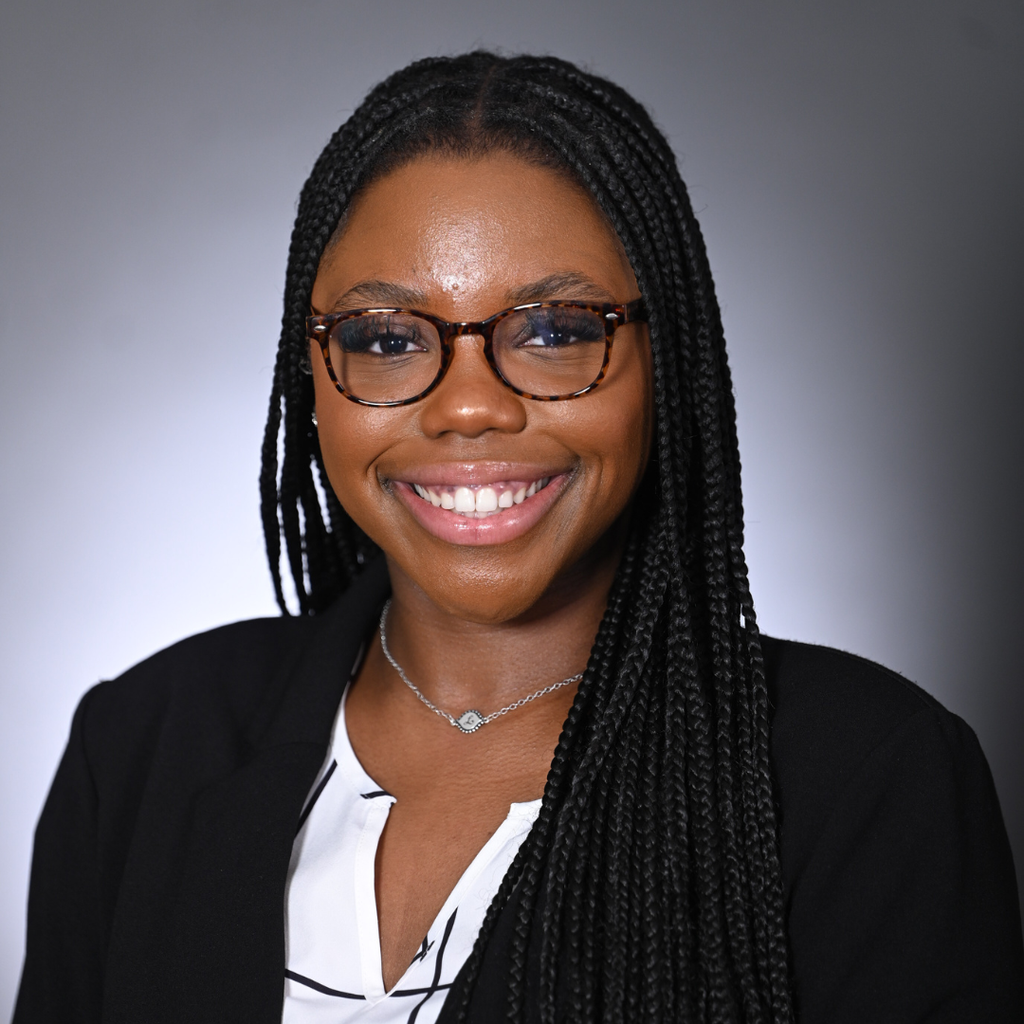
[14,52,1023,1024]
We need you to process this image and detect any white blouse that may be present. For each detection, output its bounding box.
[283,656,541,1024]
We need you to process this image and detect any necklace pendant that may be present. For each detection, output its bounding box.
[455,709,485,733]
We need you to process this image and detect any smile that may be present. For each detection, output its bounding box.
[409,477,552,518]
[392,470,569,547]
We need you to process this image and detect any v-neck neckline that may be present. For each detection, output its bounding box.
[332,683,541,1003]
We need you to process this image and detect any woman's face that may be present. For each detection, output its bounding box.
[310,152,653,623]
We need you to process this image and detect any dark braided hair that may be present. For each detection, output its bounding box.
[260,51,793,1023]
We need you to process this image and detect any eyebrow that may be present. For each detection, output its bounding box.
[322,271,618,314]
[504,272,617,306]
[326,280,429,311]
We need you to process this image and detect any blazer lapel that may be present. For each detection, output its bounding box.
[104,560,391,1024]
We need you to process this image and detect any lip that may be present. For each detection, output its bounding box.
[392,469,571,546]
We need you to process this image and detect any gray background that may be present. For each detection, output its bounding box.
[2,0,1022,1013]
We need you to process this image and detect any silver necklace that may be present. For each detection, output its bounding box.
[378,599,583,734]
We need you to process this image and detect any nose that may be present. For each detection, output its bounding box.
[417,334,527,439]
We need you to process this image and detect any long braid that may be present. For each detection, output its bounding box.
[261,52,793,1022]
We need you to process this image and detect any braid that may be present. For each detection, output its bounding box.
[261,51,794,1022]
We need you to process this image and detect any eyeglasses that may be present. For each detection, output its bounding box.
[306,299,648,407]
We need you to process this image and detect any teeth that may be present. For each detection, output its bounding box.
[411,476,553,516]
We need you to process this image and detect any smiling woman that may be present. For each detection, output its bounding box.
[14,52,1024,1024]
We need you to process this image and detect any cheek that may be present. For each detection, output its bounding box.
[589,355,655,499]
[316,419,404,553]
[549,377,653,553]
[313,372,390,515]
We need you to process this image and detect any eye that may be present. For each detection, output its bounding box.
[514,307,606,348]
[335,314,430,356]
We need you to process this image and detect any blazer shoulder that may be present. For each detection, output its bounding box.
[761,633,967,792]
[759,636,1023,1021]
[76,555,393,779]
[761,634,948,743]
[76,614,320,766]
[111,613,317,685]
[96,611,316,696]
[759,634,986,880]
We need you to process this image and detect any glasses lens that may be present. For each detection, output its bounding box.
[493,306,608,396]
[328,313,442,403]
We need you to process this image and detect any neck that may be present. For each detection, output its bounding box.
[378,536,622,714]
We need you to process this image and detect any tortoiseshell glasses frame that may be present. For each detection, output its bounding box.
[305,298,648,407]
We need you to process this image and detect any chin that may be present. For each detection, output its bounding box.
[406,557,556,625]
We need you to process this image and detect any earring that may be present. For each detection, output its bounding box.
[311,409,318,427]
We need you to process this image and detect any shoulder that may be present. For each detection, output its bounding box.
[761,634,986,878]
[80,614,319,745]
[74,556,391,787]
[103,613,317,694]
[762,632,948,742]
[761,636,1024,1021]
[762,635,960,821]
[69,614,322,804]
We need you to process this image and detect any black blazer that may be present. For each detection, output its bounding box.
[14,558,1024,1023]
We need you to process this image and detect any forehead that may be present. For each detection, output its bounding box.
[313,152,636,318]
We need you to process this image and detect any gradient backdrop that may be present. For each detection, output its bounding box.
[2,0,1022,1013]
